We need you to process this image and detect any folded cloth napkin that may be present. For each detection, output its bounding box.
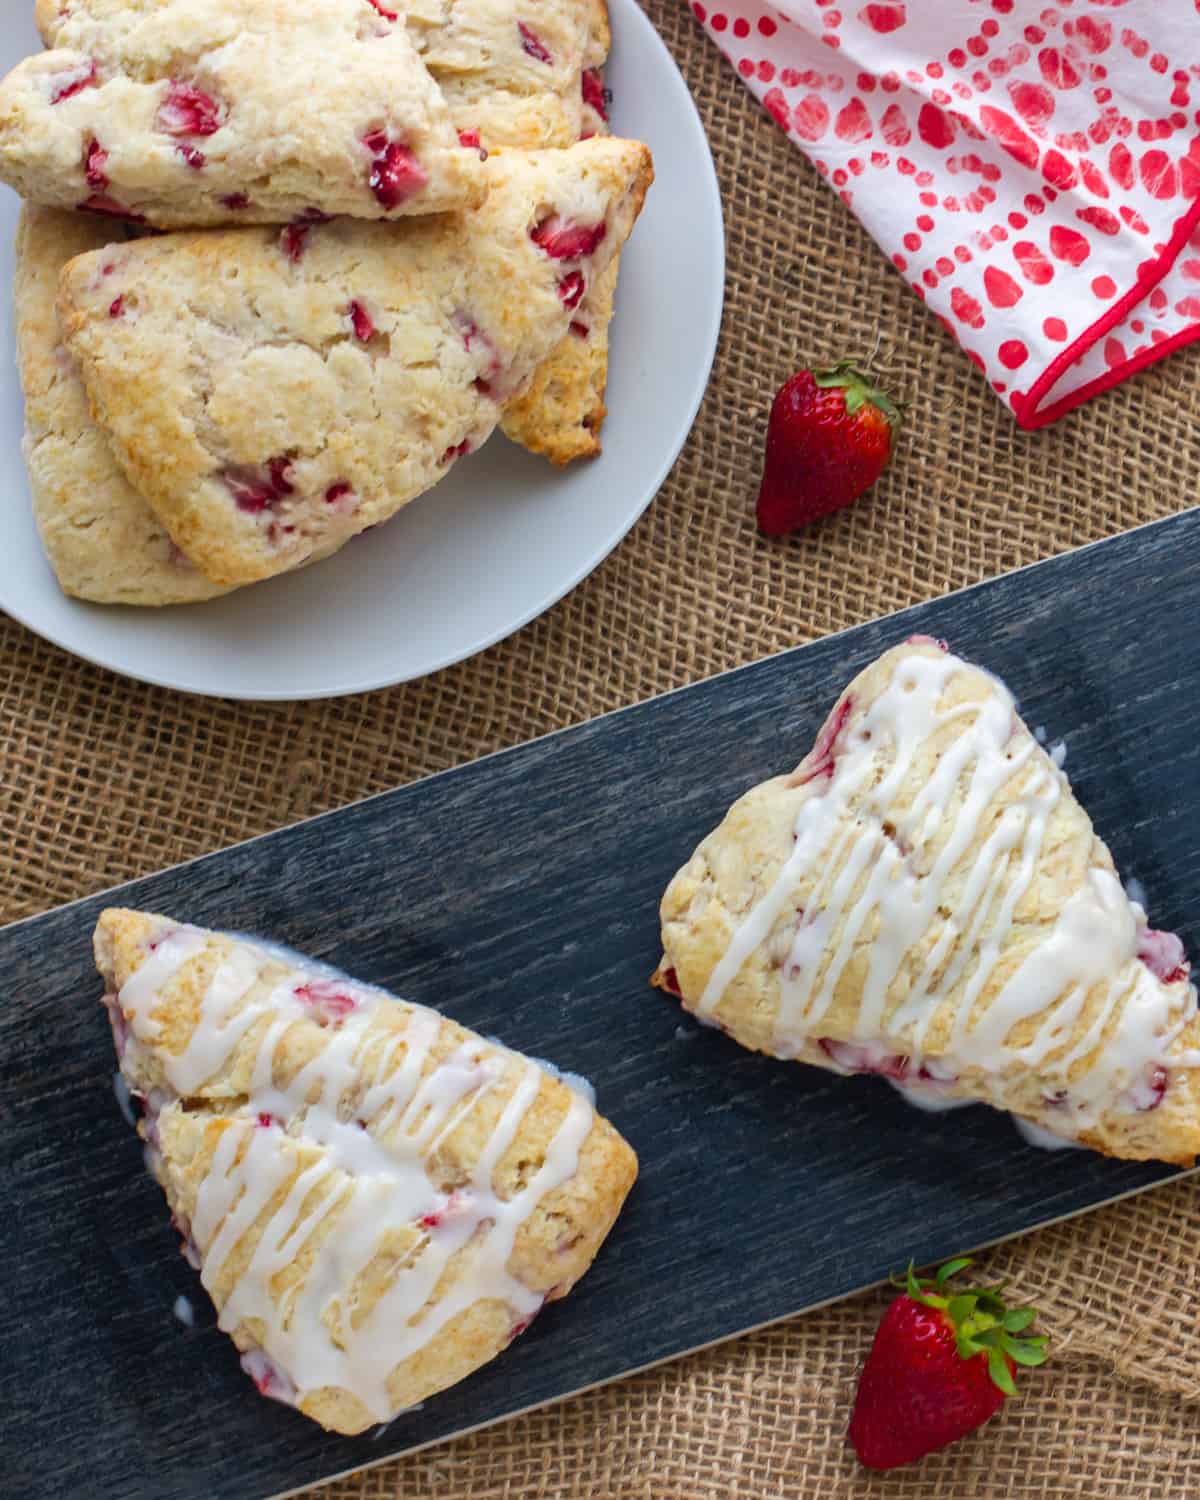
[689,0,1200,429]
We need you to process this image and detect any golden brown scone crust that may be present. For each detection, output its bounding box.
[407,0,620,462]
[4,0,486,227]
[96,908,637,1435]
[57,139,653,586]
[498,0,618,463]
[658,642,1200,1165]
[14,205,229,605]
[501,254,616,464]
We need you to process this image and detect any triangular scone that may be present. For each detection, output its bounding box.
[656,639,1200,1165]
[96,909,637,1435]
[57,138,653,587]
[1,0,485,228]
[15,206,229,606]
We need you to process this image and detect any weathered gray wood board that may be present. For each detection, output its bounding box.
[2,509,1198,1499]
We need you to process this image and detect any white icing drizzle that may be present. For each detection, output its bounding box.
[113,1071,137,1129]
[695,649,1197,1130]
[116,928,594,1423]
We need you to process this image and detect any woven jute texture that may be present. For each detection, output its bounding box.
[5,0,1200,1494]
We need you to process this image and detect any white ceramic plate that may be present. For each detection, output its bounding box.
[0,0,723,700]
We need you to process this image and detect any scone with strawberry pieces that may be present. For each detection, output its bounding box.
[498,1,619,466]
[415,0,622,463]
[14,205,229,606]
[1,0,486,228]
[96,908,637,1434]
[56,137,654,587]
[656,639,1200,1165]
[411,0,595,149]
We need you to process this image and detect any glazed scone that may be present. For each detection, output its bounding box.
[414,0,621,463]
[57,138,654,587]
[14,206,230,606]
[656,639,1200,1165]
[1,0,486,228]
[96,909,637,1435]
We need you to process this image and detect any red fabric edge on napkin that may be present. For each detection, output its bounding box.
[1016,199,1200,430]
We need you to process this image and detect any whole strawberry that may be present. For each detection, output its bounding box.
[756,361,900,535]
[848,1258,1048,1471]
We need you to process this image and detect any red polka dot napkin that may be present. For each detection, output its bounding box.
[688,0,1200,429]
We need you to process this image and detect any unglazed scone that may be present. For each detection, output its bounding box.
[57,138,654,587]
[14,205,230,606]
[411,0,594,149]
[96,909,637,1434]
[413,0,620,463]
[1,0,486,228]
[498,0,617,464]
[656,639,1200,1165]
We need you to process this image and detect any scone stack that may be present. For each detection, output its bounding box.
[1,0,652,605]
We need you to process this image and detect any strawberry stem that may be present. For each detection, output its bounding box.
[811,360,904,430]
[902,1259,1049,1393]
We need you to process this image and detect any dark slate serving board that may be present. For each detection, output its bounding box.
[3,510,1200,1500]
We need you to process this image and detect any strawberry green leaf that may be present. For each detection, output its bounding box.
[987,1348,1017,1397]
[935,1257,973,1285]
[1004,1309,1036,1333]
[947,1294,977,1326]
[1008,1341,1050,1367]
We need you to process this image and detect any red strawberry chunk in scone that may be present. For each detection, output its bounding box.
[658,966,682,997]
[418,1188,472,1230]
[1137,927,1191,985]
[157,80,223,137]
[221,457,295,514]
[79,194,144,221]
[176,144,206,170]
[795,696,854,784]
[50,60,98,105]
[280,223,314,262]
[582,70,608,121]
[819,1038,909,1081]
[558,271,585,309]
[293,978,359,1027]
[85,138,109,189]
[818,1039,958,1085]
[507,1304,545,1343]
[362,132,429,209]
[530,216,606,259]
[518,23,553,63]
[348,300,375,342]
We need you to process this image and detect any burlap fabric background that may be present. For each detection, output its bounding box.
[4,0,1199,1493]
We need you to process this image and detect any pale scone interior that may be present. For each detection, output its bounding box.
[658,639,1200,1166]
[96,908,637,1435]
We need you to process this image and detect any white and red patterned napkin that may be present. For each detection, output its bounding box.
[688,0,1200,428]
